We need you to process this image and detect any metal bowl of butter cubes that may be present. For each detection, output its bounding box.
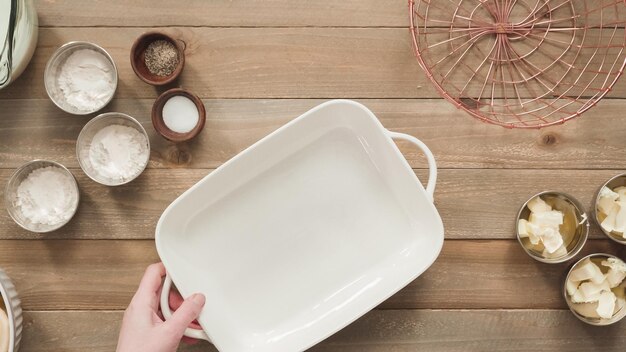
[594,173,626,245]
[564,253,626,325]
[516,191,589,264]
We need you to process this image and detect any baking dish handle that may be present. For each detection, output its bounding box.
[387,131,437,202]
[160,274,212,342]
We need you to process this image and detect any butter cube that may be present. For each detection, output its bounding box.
[569,259,605,283]
[598,186,620,215]
[572,287,602,303]
[601,203,620,234]
[539,227,564,254]
[571,302,601,319]
[596,291,616,319]
[580,280,610,298]
[543,245,567,259]
[602,258,626,287]
[518,219,529,237]
[525,222,541,245]
[614,201,626,234]
[614,186,626,200]
[529,210,563,228]
[527,196,552,213]
[606,270,626,288]
[566,278,580,296]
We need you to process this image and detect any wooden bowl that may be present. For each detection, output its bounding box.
[131,31,185,86]
[152,88,206,143]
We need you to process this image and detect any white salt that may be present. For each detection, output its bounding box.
[16,166,78,226]
[88,124,149,183]
[162,95,199,133]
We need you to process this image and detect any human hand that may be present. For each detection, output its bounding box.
[116,263,206,352]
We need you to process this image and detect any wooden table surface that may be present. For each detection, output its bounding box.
[2,1,626,351]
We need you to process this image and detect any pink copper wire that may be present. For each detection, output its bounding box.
[409,0,626,128]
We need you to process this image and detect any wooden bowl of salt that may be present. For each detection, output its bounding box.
[152,88,206,143]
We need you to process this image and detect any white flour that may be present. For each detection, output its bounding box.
[57,49,115,111]
[88,125,149,182]
[16,166,78,226]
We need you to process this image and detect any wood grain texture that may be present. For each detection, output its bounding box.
[33,0,625,28]
[20,309,626,352]
[1,239,623,311]
[3,98,626,170]
[0,168,620,240]
[0,27,428,100]
[1,28,624,100]
[34,0,407,28]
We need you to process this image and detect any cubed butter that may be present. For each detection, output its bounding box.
[572,287,602,303]
[529,210,564,228]
[566,278,580,296]
[539,227,564,254]
[543,245,567,259]
[525,222,542,245]
[569,259,605,283]
[527,196,552,213]
[580,280,610,298]
[571,302,601,319]
[597,291,616,319]
[614,200,626,234]
[602,258,626,288]
[614,186,626,200]
[601,203,620,234]
[518,219,529,238]
[598,186,620,215]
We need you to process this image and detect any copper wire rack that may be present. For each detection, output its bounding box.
[409,0,626,128]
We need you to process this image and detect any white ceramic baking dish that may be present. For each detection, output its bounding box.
[156,100,444,352]
[0,268,22,352]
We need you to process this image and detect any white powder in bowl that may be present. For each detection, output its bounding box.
[16,166,78,226]
[57,48,115,112]
[88,124,149,183]
[162,95,199,133]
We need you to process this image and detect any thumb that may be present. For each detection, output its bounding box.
[164,293,206,336]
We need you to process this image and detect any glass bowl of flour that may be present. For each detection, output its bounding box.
[76,112,151,186]
[44,41,118,115]
[5,160,80,233]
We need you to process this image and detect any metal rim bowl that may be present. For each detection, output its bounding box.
[564,253,626,326]
[594,173,626,245]
[515,191,589,264]
[44,41,118,115]
[0,268,22,352]
[4,160,80,233]
[76,112,151,186]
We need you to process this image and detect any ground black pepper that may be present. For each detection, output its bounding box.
[144,40,179,77]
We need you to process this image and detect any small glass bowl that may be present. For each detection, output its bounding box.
[44,41,118,115]
[594,173,626,245]
[76,112,150,186]
[564,253,626,326]
[515,191,589,264]
[5,160,80,233]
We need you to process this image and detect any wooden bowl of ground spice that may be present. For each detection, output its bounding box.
[131,31,184,86]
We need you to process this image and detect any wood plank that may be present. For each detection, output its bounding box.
[34,0,626,28]
[0,239,623,311]
[19,309,626,352]
[0,27,429,100]
[35,0,407,27]
[0,168,621,240]
[3,98,626,170]
[1,28,624,100]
